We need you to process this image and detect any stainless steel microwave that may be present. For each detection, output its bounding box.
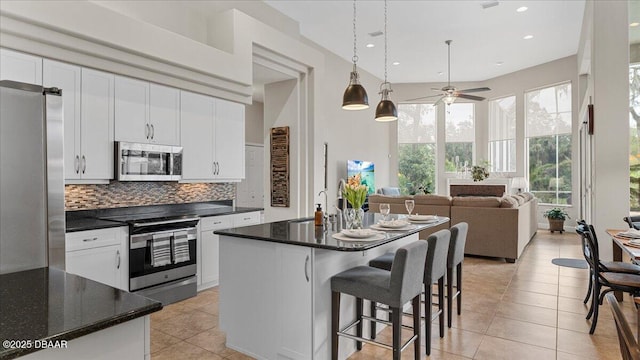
[116,142,182,181]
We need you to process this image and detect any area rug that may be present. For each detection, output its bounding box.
[551,258,588,269]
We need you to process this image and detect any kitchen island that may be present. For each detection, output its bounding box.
[0,267,161,360]
[215,213,448,360]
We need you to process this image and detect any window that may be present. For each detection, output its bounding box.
[488,96,516,173]
[525,83,572,205]
[445,103,474,172]
[630,63,640,211]
[397,104,436,194]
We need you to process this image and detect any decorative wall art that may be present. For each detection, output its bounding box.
[270,126,290,207]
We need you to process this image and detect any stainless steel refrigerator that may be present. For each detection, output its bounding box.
[0,80,65,274]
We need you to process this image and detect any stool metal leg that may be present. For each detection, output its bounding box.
[412,295,421,360]
[391,307,401,360]
[356,297,363,350]
[447,266,453,328]
[424,282,432,356]
[456,263,462,315]
[438,276,445,337]
[370,300,376,340]
[332,291,340,360]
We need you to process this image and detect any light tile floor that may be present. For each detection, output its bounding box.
[150,230,629,359]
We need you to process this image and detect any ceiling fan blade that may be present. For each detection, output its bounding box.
[431,87,443,91]
[456,94,486,101]
[458,87,491,93]
[433,96,445,106]
[404,94,445,102]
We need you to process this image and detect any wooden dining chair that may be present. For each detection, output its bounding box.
[605,293,640,360]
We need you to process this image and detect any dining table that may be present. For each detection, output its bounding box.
[607,229,640,301]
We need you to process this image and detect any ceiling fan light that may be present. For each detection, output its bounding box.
[342,71,369,110]
[444,94,456,105]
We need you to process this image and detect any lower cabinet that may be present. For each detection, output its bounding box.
[65,227,128,291]
[198,211,261,290]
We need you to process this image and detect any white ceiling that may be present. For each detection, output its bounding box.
[263,0,588,84]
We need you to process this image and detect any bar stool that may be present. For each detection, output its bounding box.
[331,241,428,360]
[368,229,451,355]
[447,222,468,328]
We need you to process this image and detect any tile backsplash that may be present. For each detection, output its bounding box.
[65,181,235,210]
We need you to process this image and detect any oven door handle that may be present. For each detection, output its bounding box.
[131,218,200,227]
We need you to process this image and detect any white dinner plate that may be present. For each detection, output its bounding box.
[369,224,416,231]
[340,229,380,238]
[408,214,438,221]
[377,219,410,229]
[408,218,439,224]
[332,233,386,242]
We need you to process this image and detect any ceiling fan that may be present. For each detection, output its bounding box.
[406,40,490,106]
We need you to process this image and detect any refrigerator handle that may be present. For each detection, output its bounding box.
[81,155,86,174]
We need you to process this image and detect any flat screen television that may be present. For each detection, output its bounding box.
[347,160,375,195]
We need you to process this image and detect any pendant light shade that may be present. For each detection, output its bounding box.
[375,83,397,122]
[342,0,368,110]
[375,0,397,122]
[342,66,369,110]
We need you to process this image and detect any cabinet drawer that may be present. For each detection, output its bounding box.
[200,215,234,231]
[233,212,261,227]
[66,227,122,252]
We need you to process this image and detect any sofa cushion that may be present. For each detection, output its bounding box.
[368,194,413,205]
[520,192,534,201]
[512,194,526,205]
[377,187,401,195]
[500,196,519,208]
[452,196,501,208]
[414,194,452,206]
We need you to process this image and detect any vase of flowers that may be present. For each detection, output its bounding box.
[343,173,368,229]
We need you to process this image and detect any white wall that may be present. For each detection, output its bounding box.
[245,101,264,145]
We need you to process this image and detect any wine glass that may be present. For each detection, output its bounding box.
[405,199,415,216]
[379,203,390,221]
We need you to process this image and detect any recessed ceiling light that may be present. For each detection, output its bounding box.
[365,43,375,48]
[437,71,444,75]
[495,61,504,66]
[631,22,640,27]
[392,61,400,66]
[516,6,528,12]
[523,35,534,40]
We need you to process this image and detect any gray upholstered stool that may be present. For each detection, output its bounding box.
[368,229,450,356]
[447,222,468,328]
[331,241,428,360]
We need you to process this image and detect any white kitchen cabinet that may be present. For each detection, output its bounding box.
[180,90,215,180]
[79,68,114,180]
[115,76,149,144]
[115,78,180,146]
[45,63,113,182]
[214,98,245,180]
[0,48,42,85]
[197,211,261,291]
[198,215,233,290]
[65,227,128,290]
[149,83,180,145]
[43,59,81,180]
[180,90,245,181]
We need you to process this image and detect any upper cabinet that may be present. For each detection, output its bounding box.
[0,48,42,85]
[180,91,245,182]
[115,76,180,146]
[43,60,113,182]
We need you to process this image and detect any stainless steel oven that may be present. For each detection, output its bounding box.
[128,217,198,305]
[116,141,182,181]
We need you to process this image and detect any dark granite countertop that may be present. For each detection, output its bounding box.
[215,213,448,251]
[0,267,162,359]
[66,201,263,232]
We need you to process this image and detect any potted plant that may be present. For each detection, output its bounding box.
[543,207,569,233]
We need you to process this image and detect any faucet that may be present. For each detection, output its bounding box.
[318,189,328,226]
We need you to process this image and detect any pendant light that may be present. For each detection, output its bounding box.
[342,0,369,110]
[375,0,397,122]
